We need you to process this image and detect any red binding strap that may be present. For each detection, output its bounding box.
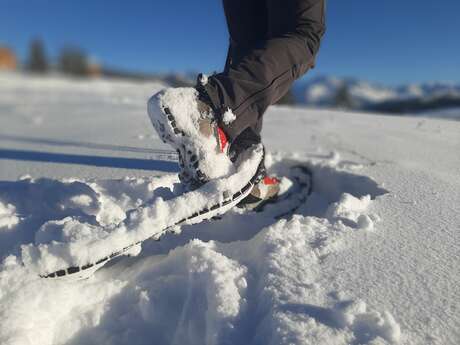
[217,127,228,153]
[263,176,280,185]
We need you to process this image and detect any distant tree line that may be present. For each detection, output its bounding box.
[58,47,89,76]
[366,95,460,114]
[27,39,48,73]
[26,38,93,77]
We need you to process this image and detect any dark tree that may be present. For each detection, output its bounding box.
[27,39,48,73]
[59,47,89,76]
[334,84,355,110]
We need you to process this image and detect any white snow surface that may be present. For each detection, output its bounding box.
[0,72,459,345]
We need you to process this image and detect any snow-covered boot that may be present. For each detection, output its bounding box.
[147,86,233,188]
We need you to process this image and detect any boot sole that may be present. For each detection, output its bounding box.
[148,91,210,186]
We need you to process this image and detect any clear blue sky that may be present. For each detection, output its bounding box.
[1,0,459,85]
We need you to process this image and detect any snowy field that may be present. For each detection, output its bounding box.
[0,72,459,345]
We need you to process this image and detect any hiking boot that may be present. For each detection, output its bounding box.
[147,86,233,188]
[223,127,280,209]
[237,174,280,210]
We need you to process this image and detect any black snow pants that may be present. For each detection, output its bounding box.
[204,0,326,141]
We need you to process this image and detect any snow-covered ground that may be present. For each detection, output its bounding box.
[417,107,460,121]
[0,72,459,345]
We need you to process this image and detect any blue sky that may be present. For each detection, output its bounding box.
[0,0,459,85]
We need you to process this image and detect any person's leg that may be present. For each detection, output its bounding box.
[215,0,268,156]
[204,0,326,141]
[222,0,267,73]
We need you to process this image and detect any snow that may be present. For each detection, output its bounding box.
[222,108,236,125]
[416,107,460,120]
[198,73,209,86]
[0,72,459,345]
[0,201,19,230]
[20,145,262,276]
[326,193,376,231]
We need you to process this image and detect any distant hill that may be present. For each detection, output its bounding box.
[293,76,460,118]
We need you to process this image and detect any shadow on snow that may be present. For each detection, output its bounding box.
[0,148,178,172]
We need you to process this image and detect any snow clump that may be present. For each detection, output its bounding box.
[222,108,236,125]
[326,193,378,231]
[0,202,19,230]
